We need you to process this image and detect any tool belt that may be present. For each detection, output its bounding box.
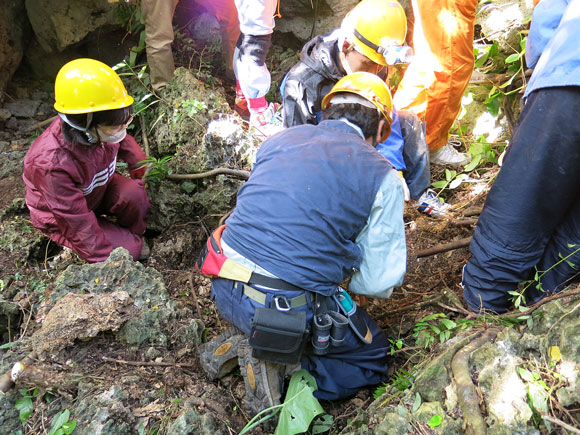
[196,225,373,363]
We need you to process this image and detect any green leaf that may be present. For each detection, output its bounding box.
[412,392,422,413]
[431,180,448,189]
[15,396,34,426]
[427,414,443,427]
[528,383,549,414]
[463,154,482,172]
[397,405,408,417]
[0,342,14,349]
[518,368,535,382]
[49,409,70,435]
[63,420,77,435]
[311,414,333,434]
[485,97,500,117]
[505,53,520,63]
[275,370,324,435]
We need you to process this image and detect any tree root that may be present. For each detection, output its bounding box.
[415,237,472,258]
[0,351,37,393]
[451,328,499,435]
[167,168,250,181]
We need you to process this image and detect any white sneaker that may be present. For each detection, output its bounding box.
[414,188,451,218]
[430,141,472,167]
[250,103,283,139]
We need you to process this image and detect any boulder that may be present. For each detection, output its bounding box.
[24,0,117,53]
[0,0,30,103]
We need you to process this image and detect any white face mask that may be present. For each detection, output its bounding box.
[96,127,127,144]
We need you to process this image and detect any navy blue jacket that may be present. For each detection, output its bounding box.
[223,120,392,295]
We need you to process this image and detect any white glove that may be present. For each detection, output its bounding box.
[397,171,410,202]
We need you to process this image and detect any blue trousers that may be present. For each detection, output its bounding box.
[211,278,390,400]
[462,87,580,313]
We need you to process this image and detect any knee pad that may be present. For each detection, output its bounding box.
[236,33,272,66]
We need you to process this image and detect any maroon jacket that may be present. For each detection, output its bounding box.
[23,118,147,261]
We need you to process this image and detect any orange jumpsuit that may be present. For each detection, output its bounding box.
[393,0,478,151]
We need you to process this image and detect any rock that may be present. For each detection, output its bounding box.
[152,68,231,157]
[50,248,178,346]
[0,109,11,121]
[74,384,136,435]
[146,180,198,232]
[4,99,40,118]
[0,0,30,104]
[31,291,136,360]
[0,391,22,434]
[24,0,117,53]
[341,289,580,434]
[165,406,227,435]
[0,217,51,265]
[277,0,358,44]
[477,0,533,52]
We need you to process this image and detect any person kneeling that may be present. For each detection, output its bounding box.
[23,58,151,263]
[197,72,407,420]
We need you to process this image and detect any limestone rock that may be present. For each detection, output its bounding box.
[0,0,30,104]
[24,0,117,53]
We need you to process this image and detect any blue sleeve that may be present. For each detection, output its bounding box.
[375,108,406,171]
[348,170,407,298]
[525,0,568,68]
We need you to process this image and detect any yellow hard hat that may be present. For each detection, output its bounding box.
[343,0,407,66]
[54,58,134,114]
[321,72,393,123]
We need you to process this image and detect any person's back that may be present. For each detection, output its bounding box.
[223,119,394,294]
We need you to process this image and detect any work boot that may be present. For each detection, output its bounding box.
[238,340,285,417]
[430,140,472,167]
[198,327,245,381]
[250,103,283,139]
[414,188,451,218]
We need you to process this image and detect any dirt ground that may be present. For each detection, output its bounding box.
[0,35,501,434]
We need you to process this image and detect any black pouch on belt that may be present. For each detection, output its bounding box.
[249,308,308,365]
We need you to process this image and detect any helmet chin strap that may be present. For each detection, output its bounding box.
[58,112,98,144]
[339,50,354,75]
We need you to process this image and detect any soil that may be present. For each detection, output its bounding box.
[0,28,500,434]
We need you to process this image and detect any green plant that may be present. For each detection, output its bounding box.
[113,2,145,67]
[464,135,501,171]
[518,362,567,432]
[48,409,77,435]
[239,370,328,435]
[509,244,580,323]
[113,61,159,119]
[413,313,473,348]
[474,32,528,117]
[140,155,173,183]
[14,388,38,426]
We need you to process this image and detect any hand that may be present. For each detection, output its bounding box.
[130,163,151,180]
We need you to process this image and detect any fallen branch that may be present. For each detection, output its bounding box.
[26,116,57,132]
[101,356,195,368]
[448,218,478,227]
[540,413,580,434]
[452,328,499,435]
[376,294,443,320]
[415,237,472,258]
[167,168,250,181]
[496,286,580,319]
